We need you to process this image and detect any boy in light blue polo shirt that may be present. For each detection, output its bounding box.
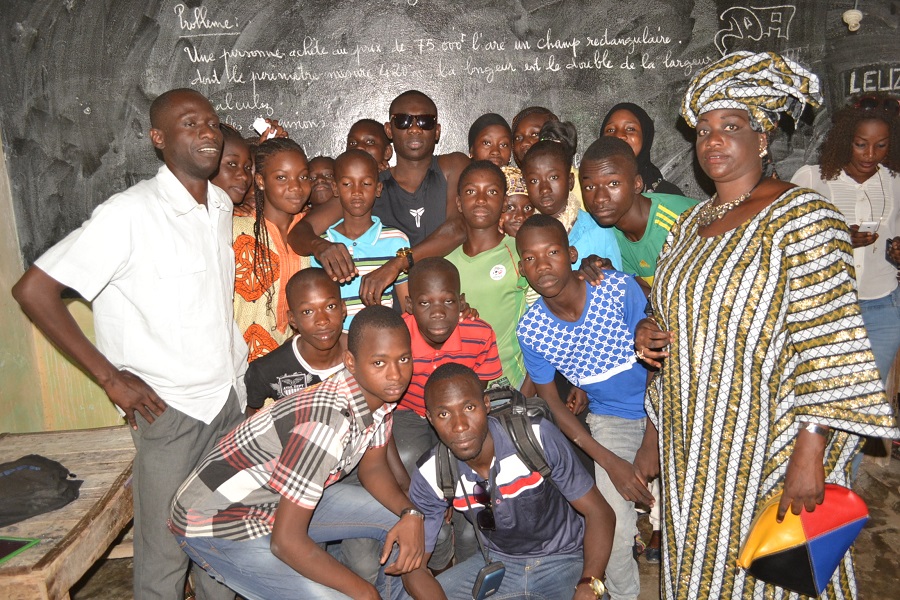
[311,150,409,329]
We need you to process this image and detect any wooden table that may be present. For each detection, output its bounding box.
[0,426,135,600]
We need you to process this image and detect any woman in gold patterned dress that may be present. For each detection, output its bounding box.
[633,52,899,599]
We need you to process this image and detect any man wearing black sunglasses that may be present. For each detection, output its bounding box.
[400,363,615,600]
[288,90,470,307]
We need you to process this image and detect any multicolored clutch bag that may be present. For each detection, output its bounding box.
[737,484,868,597]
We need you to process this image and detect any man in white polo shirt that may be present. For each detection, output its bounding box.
[12,88,247,600]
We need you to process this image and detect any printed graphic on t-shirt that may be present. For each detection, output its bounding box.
[272,371,318,398]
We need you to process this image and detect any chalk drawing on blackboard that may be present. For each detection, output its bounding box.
[714,4,797,56]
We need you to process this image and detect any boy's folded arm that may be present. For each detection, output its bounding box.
[359,263,405,305]
[270,496,379,599]
[532,380,654,505]
[414,214,468,258]
[287,198,359,282]
[358,216,467,301]
[358,444,425,574]
[386,436,411,493]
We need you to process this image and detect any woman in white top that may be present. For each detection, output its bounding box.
[792,93,900,384]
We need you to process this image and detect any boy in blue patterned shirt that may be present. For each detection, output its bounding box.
[515,214,658,600]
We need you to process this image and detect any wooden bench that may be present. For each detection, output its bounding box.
[0,426,135,600]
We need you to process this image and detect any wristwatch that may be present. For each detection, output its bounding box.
[396,247,414,273]
[575,576,606,598]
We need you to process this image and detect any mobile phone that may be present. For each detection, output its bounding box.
[252,117,276,140]
[857,221,879,234]
[472,561,505,600]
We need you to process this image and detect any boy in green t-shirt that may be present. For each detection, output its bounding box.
[446,160,530,391]
[580,136,696,290]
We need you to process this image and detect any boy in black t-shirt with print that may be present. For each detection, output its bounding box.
[245,267,409,586]
[244,267,346,416]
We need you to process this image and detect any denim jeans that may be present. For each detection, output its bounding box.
[175,482,405,600]
[586,413,644,600]
[428,551,583,600]
[860,286,900,387]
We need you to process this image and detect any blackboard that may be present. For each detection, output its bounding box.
[2,0,898,265]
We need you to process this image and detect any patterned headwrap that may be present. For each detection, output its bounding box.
[682,51,822,132]
[501,165,527,196]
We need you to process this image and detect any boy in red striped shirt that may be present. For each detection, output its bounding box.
[393,256,502,569]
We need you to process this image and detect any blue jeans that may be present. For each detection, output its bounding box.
[586,413,644,600]
[175,482,405,600]
[860,286,900,387]
[429,551,583,599]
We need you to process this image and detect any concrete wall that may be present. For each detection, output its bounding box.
[0,130,121,433]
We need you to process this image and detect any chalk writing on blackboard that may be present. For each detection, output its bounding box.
[10,0,857,266]
[169,1,717,143]
[175,3,240,34]
[847,65,900,94]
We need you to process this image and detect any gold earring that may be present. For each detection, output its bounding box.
[759,146,768,158]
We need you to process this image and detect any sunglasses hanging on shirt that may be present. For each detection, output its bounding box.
[458,466,505,599]
[473,479,496,531]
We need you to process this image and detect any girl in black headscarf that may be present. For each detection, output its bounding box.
[600,102,683,195]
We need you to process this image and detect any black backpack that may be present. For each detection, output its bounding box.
[435,386,554,500]
[0,454,82,527]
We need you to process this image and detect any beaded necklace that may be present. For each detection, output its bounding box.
[696,176,765,228]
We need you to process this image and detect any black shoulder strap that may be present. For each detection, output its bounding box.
[437,389,553,500]
[435,442,459,501]
[499,412,552,479]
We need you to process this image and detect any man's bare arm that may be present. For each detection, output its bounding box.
[358,216,467,302]
[437,152,471,216]
[12,267,167,429]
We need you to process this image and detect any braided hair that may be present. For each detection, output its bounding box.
[251,137,307,314]
[525,125,577,173]
[538,120,578,159]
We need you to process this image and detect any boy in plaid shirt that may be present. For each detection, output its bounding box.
[170,306,438,600]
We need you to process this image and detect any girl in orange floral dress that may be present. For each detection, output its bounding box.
[233,138,312,362]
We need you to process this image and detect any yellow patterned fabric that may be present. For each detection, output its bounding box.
[648,188,898,599]
[682,51,822,131]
